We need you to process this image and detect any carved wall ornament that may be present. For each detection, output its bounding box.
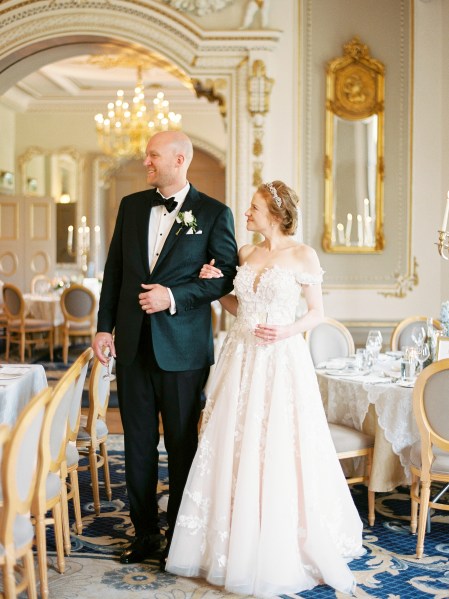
[240,0,270,29]
[379,257,419,298]
[162,0,234,16]
[192,78,227,119]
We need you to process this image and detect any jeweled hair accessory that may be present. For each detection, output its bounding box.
[265,182,282,208]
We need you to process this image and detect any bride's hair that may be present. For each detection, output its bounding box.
[258,180,299,236]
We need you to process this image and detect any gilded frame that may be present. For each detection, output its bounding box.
[322,37,385,254]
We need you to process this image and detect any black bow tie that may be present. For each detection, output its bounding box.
[152,192,178,213]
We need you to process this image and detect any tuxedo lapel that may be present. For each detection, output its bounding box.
[151,187,200,276]
[137,191,153,273]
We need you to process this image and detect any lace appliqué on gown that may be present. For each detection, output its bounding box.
[167,264,364,598]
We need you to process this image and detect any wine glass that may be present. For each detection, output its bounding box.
[416,343,430,373]
[366,330,383,361]
[411,326,426,349]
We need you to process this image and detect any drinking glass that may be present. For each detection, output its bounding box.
[416,343,430,373]
[411,326,426,349]
[366,330,383,361]
[355,348,368,370]
[400,346,417,381]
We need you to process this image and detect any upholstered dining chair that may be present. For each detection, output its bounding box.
[32,360,82,599]
[305,317,355,367]
[390,316,443,352]
[329,423,375,526]
[2,282,54,363]
[60,284,96,364]
[409,358,449,558]
[76,356,114,515]
[0,387,51,599]
[65,347,94,536]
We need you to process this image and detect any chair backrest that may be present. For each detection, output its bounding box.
[413,358,449,472]
[66,347,94,443]
[1,388,51,547]
[305,317,355,366]
[390,316,443,351]
[86,357,114,442]
[31,274,52,295]
[60,284,96,323]
[2,283,25,322]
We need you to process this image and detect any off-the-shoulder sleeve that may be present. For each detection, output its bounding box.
[295,269,324,286]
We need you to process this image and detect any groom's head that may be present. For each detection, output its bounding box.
[144,131,193,194]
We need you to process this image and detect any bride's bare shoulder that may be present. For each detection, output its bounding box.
[292,243,321,271]
[238,244,258,263]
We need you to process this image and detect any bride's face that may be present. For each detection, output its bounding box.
[245,192,272,233]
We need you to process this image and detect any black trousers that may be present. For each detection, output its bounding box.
[116,319,208,539]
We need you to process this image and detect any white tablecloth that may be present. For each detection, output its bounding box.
[0,364,48,426]
[23,293,64,327]
[317,371,419,490]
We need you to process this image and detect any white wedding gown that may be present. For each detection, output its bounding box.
[166,264,365,597]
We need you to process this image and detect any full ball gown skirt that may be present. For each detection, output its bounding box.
[166,264,365,597]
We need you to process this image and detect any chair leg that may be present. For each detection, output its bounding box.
[366,448,375,525]
[34,514,49,599]
[100,441,112,501]
[5,330,10,360]
[410,472,419,534]
[60,468,72,555]
[416,479,431,558]
[89,446,101,515]
[3,557,17,599]
[53,501,66,573]
[24,548,38,599]
[69,468,83,534]
[63,332,68,365]
[49,328,54,362]
[20,331,25,363]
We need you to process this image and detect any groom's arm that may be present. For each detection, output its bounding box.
[170,206,238,311]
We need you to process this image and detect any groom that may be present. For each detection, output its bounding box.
[92,130,238,565]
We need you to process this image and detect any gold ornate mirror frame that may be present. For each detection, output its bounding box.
[322,37,385,254]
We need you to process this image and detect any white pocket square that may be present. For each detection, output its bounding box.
[195,230,203,235]
[186,228,194,235]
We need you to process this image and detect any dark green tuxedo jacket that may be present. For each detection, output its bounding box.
[97,185,238,371]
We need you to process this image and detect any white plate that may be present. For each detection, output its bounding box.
[386,350,403,359]
[396,380,415,388]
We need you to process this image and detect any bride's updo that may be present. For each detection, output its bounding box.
[258,180,299,236]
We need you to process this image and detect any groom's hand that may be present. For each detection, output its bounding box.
[139,283,171,314]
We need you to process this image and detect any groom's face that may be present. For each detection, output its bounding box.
[144,136,179,189]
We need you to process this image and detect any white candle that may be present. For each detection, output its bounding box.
[364,197,370,220]
[357,214,363,246]
[67,225,73,252]
[442,191,449,231]
[85,226,90,251]
[337,223,345,245]
[78,227,83,254]
[345,213,352,245]
[364,216,373,246]
[94,225,101,247]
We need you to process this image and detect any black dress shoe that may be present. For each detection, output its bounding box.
[119,534,161,564]
[159,544,169,572]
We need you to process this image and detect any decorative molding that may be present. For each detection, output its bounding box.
[192,78,227,119]
[162,0,234,16]
[379,256,419,299]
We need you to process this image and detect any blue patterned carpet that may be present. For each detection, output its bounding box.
[43,442,449,599]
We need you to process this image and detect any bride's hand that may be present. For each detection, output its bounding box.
[199,259,223,279]
[254,324,292,344]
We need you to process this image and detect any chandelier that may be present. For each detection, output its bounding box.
[94,66,182,157]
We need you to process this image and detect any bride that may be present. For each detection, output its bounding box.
[166,180,365,596]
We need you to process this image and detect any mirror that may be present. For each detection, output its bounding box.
[18,146,83,266]
[322,37,385,253]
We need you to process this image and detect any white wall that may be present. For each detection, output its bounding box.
[0,103,15,173]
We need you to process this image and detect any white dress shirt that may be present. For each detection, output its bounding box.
[148,182,190,313]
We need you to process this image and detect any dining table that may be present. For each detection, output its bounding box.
[23,292,64,328]
[316,354,419,493]
[0,364,48,426]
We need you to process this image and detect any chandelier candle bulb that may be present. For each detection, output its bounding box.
[442,191,449,231]
[345,213,352,245]
[364,197,370,220]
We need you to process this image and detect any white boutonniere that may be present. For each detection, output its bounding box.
[176,210,197,235]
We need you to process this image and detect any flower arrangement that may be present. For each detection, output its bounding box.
[176,210,197,235]
[440,300,449,336]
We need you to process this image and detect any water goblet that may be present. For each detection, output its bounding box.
[366,330,383,361]
[416,343,430,373]
[411,326,426,349]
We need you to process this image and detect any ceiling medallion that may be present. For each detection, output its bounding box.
[162,0,234,16]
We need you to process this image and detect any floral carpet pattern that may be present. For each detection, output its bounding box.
[42,437,449,599]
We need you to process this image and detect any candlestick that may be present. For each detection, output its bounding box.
[67,225,73,253]
[364,197,370,220]
[345,213,352,245]
[442,192,449,232]
[357,214,363,246]
[337,223,345,245]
